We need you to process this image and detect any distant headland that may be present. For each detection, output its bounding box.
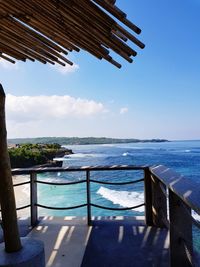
[8,143,73,168]
[8,137,169,146]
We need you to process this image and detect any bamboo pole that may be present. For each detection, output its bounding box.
[0,53,15,64]
[105,0,116,5]
[92,0,141,34]
[0,84,22,252]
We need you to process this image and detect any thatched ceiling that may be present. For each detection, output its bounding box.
[0,0,145,68]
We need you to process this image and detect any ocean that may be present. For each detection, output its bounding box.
[20,140,200,250]
[36,140,200,217]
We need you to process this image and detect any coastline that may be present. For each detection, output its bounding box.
[8,137,169,146]
[13,175,30,218]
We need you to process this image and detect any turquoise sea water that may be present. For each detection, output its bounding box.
[37,140,200,218]
[34,140,200,253]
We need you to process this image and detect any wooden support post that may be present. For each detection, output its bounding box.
[144,168,153,226]
[30,172,38,227]
[151,175,167,228]
[169,189,193,267]
[86,170,92,226]
[0,84,22,252]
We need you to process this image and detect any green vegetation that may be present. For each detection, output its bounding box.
[8,137,169,146]
[8,143,72,168]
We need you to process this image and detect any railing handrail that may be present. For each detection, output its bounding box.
[11,164,148,175]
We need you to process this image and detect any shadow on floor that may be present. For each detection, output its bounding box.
[81,217,169,267]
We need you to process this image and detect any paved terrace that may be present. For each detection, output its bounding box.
[1,216,169,267]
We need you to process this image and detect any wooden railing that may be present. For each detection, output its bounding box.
[148,165,200,267]
[9,165,200,267]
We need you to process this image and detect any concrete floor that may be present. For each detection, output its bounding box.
[27,216,169,267]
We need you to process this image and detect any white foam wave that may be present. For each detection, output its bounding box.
[98,144,142,149]
[65,153,104,158]
[54,157,69,161]
[122,152,132,156]
[21,184,30,196]
[100,144,115,147]
[97,186,144,212]
[40,177,69,183]
[54,153,101,161]
[169,149,192,153]
[13,174,29,180]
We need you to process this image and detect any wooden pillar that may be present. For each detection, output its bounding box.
[169,189,193,266]
[0,84,22,252]
[151,175,167,228]
[144,168,167,227]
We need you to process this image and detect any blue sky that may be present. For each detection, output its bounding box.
[0,0,200,140]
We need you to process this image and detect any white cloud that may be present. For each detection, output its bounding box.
[53,62,79,74]
[120,107,128,114]
[0,58,18,70]
[6,94,107,122]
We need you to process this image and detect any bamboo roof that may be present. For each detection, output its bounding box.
[0,0,145,68]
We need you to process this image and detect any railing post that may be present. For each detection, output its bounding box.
[86,170,92,226]
[145,168,167,227]
[169,189,193,267]
[151,175,167,228]
[144,168,153,226]
[30,172,38,227]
